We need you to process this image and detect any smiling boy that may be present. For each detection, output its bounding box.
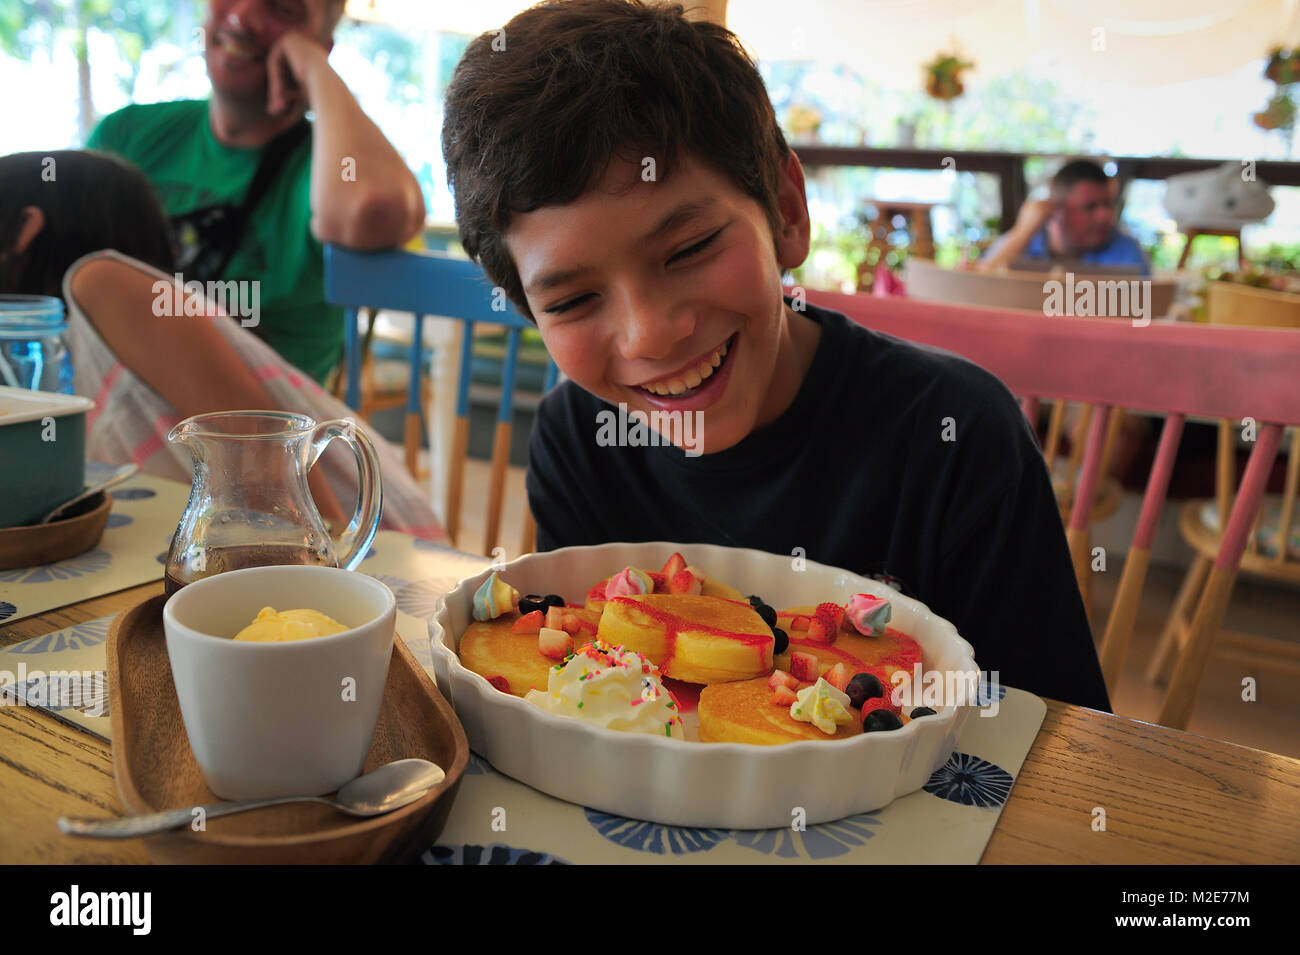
[442,0,1111,711]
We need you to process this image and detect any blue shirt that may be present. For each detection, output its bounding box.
[1020,226,1151,275]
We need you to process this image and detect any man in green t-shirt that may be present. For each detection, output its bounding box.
[87,0,425,384]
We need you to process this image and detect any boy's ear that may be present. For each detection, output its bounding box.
[772,152,810,271]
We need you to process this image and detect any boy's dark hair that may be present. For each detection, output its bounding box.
[1050,159,1110,197]
[441,0,790,319]
[0,149,176,298]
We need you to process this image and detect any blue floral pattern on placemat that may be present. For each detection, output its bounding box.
[109,487,155,500]
[976,675,1008,706]
[729,811,883,860]
[0,601,15,622]
[423,844,567,865]
[584,809,728,855]
[923,752,1013,808]
[366,574,411,594]
[7,617,112,653]
[0,549,111,584]
[105,512,133,529]
[397,579,455,620]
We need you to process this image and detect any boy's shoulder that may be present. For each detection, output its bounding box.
[88,100,207,154]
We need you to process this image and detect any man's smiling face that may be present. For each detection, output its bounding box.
[506,154,812,455]
[205,0,330,99]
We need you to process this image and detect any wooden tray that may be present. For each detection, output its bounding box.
[106,594,468,864]
[0,492,110,571]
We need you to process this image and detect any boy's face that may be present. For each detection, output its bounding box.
[505,154,812,454]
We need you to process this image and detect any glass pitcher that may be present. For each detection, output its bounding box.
[164,411,382,594]
[0,295,73,394]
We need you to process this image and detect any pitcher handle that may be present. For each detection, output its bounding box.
[308,418,382,570]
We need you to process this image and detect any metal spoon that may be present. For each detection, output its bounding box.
[56,758,445,839]
[40,463,139,524]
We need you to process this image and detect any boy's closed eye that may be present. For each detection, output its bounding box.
[543,226,727,315]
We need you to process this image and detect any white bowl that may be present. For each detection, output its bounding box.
[163,565,396,800]
[429,542,978,828]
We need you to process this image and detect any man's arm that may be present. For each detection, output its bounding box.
[977,198,1054,272]
[266,33,425,250]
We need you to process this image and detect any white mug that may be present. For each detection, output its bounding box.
[162,565,396,800]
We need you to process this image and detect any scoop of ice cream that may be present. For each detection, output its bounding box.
[845,593,891,637]
[524,640,684,738]
[233,607,348,643]
[605,566,654,599]
[790,678,854,735]
[473,572,518,621]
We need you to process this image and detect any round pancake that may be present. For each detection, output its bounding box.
[699,677,895,744]
[597,594,773,684]
[459,607,600,696]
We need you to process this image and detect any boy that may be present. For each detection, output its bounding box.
[442,0,1110,712]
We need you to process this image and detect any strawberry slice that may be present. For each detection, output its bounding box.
[790,650,820,683]
[545,605,565,631]
[789,614,811,631]
[661,552,687,580]
[511,610,543,634]
[823,662,852,693]
[561,612,583,636]
[538,627,573,661]
[668,568,703,595]
[805,603,843,644]
[767,669,800,691]
[484,675,511,693]
[771,685,798,706]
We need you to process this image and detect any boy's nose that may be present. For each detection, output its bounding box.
[223,0,266,31]
[615,291,695,361]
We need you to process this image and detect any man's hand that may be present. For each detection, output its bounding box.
[1014,198,1056,235]
[265,31,333,117]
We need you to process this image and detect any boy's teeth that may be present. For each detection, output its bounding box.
[641,340,729,398]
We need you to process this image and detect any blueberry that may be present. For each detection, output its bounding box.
[518,594,548,615]
[863,709,903,732]
[772,627,788,655]
[846,672,884,709]
[746,594,764,607]
[910,706,936,719]
[519,594,565,616]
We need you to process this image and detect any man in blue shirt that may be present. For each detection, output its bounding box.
[982,159,1150,275]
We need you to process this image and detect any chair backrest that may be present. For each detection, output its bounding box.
[325,246,558,556]
[1203,279,1300,567]
[902,257,1179,318]
[806,288,1300,725]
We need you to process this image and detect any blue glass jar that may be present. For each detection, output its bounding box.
[0,295,73,394]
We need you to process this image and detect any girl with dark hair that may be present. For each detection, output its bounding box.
[0,149,442,539]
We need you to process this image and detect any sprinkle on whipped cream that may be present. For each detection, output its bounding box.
[790,677,854,735]
[525,640,684,738]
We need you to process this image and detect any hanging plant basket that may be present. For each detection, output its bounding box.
[923,52,973,101]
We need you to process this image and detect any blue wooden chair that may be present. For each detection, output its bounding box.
[324,245,559,555]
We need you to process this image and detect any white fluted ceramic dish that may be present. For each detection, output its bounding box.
[429,542,978,828]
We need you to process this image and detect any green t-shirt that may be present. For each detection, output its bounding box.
[87,99,343,383]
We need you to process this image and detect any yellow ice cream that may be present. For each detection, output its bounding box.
[234,606,349,643]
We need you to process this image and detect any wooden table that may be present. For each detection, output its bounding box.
[2,581,1298,864]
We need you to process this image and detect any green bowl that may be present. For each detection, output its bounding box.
[0,387,93,528]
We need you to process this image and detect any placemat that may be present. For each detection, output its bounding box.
[0,530,490,741]
[423,683,1042,864]
[0,472,190,625]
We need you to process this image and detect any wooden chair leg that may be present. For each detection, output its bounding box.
[1043,400,1066,465]
[483,420,512,557]
[1099,546,1151,692]
[403,412,421,477]
[1146,554,1210,684]
[1156,564,1238,729]
[520,507,537,558]
[444,415,470,548]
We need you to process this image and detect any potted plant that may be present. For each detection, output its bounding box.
[923,52,973,101]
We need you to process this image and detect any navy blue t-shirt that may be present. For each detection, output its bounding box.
[526,301,1111,712]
